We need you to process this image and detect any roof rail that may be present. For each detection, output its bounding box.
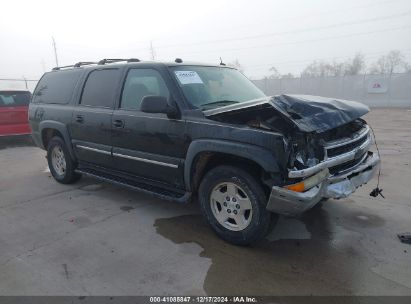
[52,61,98,71]
[74,61,98,67]
[98,58,140,65]
[52,65,73,71]
[51,58,141,71]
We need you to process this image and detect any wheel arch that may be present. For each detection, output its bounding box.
[184,139,281,192]
[39,121,75,160]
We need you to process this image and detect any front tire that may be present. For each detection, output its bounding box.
[47,136,81,184]
[198,165,272,245]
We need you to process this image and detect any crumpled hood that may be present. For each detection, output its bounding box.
[205,94,370,133]
[271,95,369,133]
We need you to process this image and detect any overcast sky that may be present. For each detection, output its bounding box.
[1,0,411,81]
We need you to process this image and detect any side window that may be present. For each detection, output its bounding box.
[120,69,169,110]
[81,69,120,108]
[32,69,82,104]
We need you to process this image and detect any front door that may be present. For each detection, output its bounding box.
[70,68,121,167]
[111,68,186,188]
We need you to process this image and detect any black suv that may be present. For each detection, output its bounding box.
[29,59,380,245]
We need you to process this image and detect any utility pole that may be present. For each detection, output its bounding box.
[149,41,156,61]
[22,76,28,89]
[52,37,59,67]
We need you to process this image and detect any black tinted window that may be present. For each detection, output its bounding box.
[81,69,120,108]
[33,70,82,104]
[0,91,31,107]
[121,69,169,110]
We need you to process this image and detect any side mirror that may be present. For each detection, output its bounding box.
[140,95,177,117]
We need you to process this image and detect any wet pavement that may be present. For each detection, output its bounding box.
[0,109,410,295]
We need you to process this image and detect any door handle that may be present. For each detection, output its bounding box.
[113,119,124,128]
[75,115,84,123]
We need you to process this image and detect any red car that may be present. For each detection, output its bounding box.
[0,90,32,136]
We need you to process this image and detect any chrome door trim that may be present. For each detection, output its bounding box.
[113,152,178,168]
[76,145,111,155]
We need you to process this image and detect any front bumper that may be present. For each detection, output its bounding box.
[266,151,380,216]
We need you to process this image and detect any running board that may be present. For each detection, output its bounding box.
[75,167,191,204]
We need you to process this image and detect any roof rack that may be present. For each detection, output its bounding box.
[74,61,98,67]
[98,58,140,65]
[51,58,141,71]
[52,61,98,71]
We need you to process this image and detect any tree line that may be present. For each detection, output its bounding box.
[229,50,410,79]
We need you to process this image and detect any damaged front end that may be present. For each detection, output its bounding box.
[267,124,380,216]
[266,95,380,216]
[205,94,380,216]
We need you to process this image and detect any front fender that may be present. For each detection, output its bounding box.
[184,139,282,191]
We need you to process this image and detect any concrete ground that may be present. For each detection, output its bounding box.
[0,108,410,296]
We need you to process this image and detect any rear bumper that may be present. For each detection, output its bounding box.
[266,151,380,216]
[0,124,31,137]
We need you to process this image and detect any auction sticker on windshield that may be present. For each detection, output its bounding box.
[174,71,204,84]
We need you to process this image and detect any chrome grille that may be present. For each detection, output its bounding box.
[324,125,370,175]
[327,134,368,158]
[328,152,368,175]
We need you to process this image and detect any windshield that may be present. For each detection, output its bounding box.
[171,66,266,110]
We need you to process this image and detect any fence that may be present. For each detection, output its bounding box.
[1,73,411,107]
[0,78,38,92]
[252,72,411,107]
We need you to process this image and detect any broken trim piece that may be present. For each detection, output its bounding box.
[288,128,371,178]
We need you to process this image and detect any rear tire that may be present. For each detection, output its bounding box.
[198,165,273,245]
[47,136,81,184]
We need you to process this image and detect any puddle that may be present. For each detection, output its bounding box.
[153,204,407,295]
[154,207,362,295]
[265,218,312,242]
[120,206,135,212]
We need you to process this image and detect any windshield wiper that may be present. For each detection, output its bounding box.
[201,100,239,110]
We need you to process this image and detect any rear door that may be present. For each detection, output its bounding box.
[0,91,31,136]
[70,68,121,167]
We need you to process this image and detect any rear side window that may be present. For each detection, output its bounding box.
[120,69,169,110]
[32,70,82,104]
[80,69,120,108]
[0,91,31,107]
